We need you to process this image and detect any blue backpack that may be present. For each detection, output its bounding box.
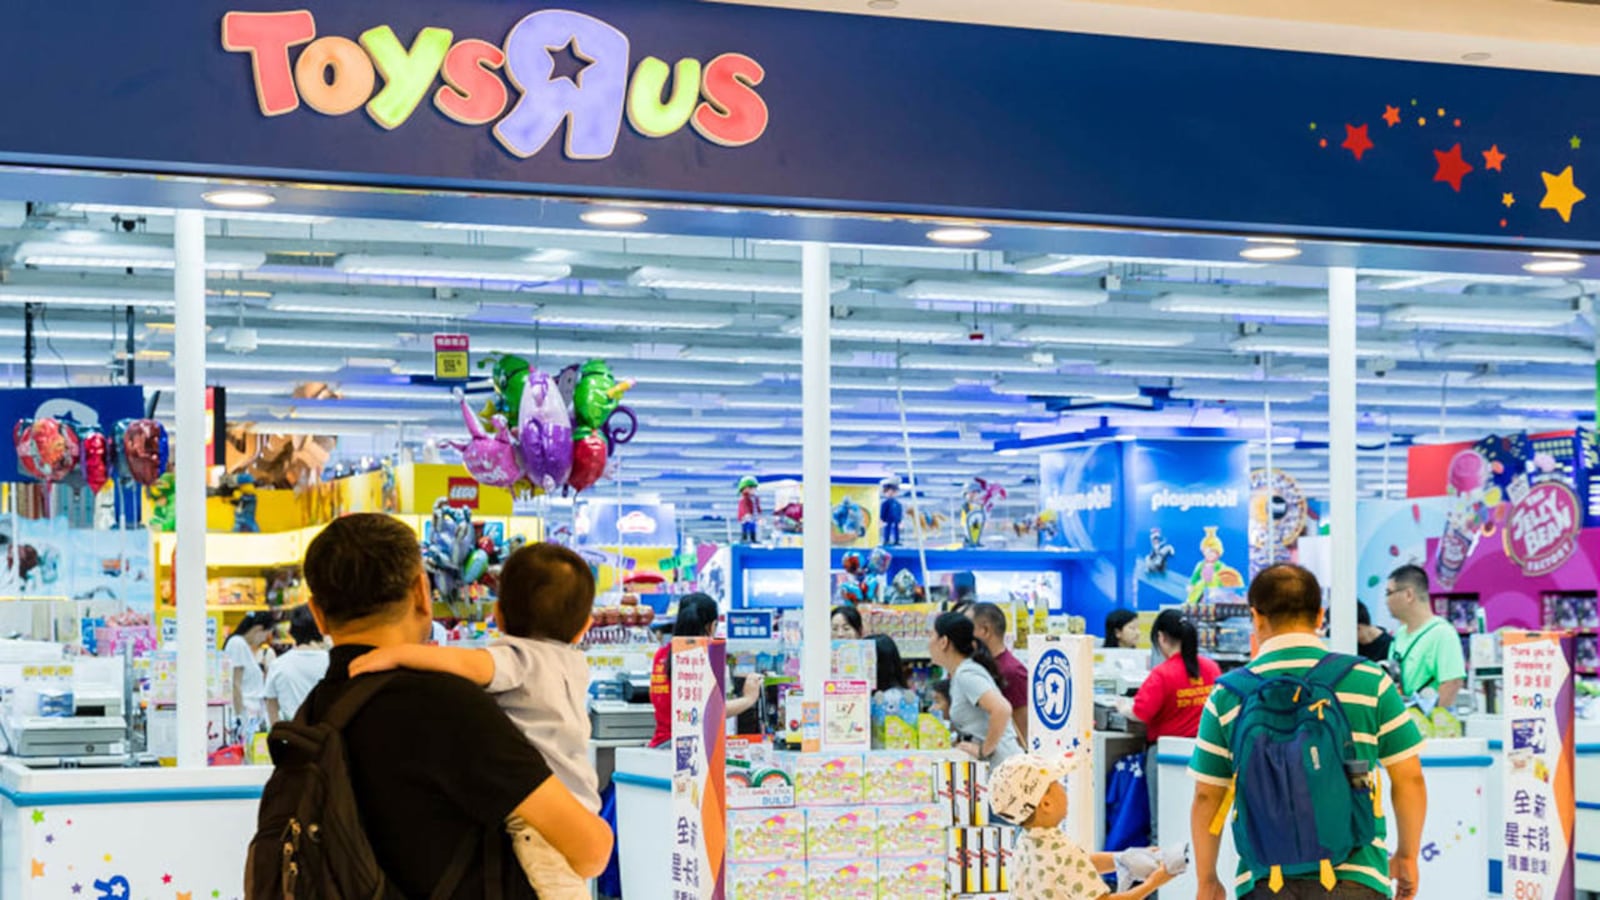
[1212,654,1381,894]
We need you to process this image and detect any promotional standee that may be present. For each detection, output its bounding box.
[672,638,728,900]
[1027,635,1095,847]
[1502,632,1576,900]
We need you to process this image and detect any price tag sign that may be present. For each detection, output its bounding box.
[433,334,470,381]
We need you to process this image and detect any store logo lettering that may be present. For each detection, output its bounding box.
[221,9,769,157]
[1150,488,1240,513]
[1057,484,1113,514]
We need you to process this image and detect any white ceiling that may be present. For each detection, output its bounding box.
[713,0,1600,74]
[1,199,1592,527]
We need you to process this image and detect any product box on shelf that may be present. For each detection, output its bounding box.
[875,803,950,858]
[728,738,797,809]
[207,576,266,607]
[918,712,952,750]
[728,862,808,900]
[946,827,1015,896]
[877,856,946,900]
[805,806,878,861]
[871,688,920,750]
[935,759,991,826]
[729,810,807,863]
[864,752,936,804]
[805,859,877,900]
[791,753,865,806]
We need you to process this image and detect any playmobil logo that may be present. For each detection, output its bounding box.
[1056,484,1114,514]
[1151,488,1240,513]
[221,9,769,159]
[446,478,480,508]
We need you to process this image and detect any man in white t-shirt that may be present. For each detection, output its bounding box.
[264,607,330,723]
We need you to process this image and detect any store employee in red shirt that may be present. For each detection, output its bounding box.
[1131,608,1220,838]
[649,593,761,748]
[969,603,1031,743]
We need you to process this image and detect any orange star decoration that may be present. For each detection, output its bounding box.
[178,892,194,900]
[1503,193,1516,208]
[1541,166,1586,223]
[1341,124,1374,161]
[1433,144,1474,192]
[31,859,45,879]
[1383,105,1401,127]
[1483,145,1507,172]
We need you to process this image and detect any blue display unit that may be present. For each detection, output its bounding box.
[727,544,1095,611]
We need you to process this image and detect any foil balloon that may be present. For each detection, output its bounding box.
[482,354,531,423]
[573,359,634,431]
[442,391,523,488]
[80,426,111,494]
[568,430,608,494]
[116,419,169,487]
[15,417,83,483]
[461,548,490,585]
[518,368,574,493]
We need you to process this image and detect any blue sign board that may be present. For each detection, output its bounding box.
[2,3,1600,245]
[725,610,775,642]
[1125,440,1251,608]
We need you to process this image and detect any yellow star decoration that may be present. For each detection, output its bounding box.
[1541,167,1586,223]
[1503,193,1516,208]
[30,859,45,879]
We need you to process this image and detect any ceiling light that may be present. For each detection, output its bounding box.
[1385,303,1578,329]
[625,368,766,387]
[678,447,799,461]
[679,346,799,365]
[897,353,1053,374]
[1468,372,1596,391]
[832,420,949,434]
[1522,253,1586,275]
[926,227,991,245]
[537,307,735,330]
[791,318,971,342]
[898,279,1107,308]
[1230,334,1409,358]
[226,329,400,351]
[1011,255,1108,276]
[630,266,845,295]
[201,189,276,209]
[1436,341,1592,365]
[1100,360,1262,381]
[1238,240,1302,262]
[579,209,648,227]
[646,415,787,430]
[14,242,265,271]
[266,293,480,320]
[1170,383,1319,403]
[831,374,950,392]
[987,377,1143,400]
[206,357,344,373]
[1013,325,1194,348]
[742,434,870,448]
[1152,293,1331,322]
[333,255,571,283]
[623,430,722,445]
[0,286,175,310]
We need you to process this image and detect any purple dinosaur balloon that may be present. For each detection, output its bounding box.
[518,369,574,493]
[443,391,523,488]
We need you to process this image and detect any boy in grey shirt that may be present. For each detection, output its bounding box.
[352,543,599,899]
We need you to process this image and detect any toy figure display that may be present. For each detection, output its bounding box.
[772,481,803,536]
[838,548,891,604]
[220,473,260,533]
[831,496,870,542]
[147,472,176,532]
[738,475,762,543]
[885,568,926,604]
[879,477,904,546]
[1186,525,1245,604]
[960,477,1008,548]
[1145,528,1176,575]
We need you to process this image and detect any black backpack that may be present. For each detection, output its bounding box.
[244,673,495,900]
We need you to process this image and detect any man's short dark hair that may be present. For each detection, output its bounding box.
[1389,564,1430,598]
[970,601,1008,638]
[288,605,323,646]
[1248,564,1323,626]
[497,543,596,643]
[304,514,423,628]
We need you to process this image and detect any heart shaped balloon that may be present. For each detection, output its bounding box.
[568,430,608,494]
[518,369,574,493]
[442,391,523,488]
[80,426,111,493]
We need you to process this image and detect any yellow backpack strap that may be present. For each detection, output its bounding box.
[1320,859,1337,891]
[1372,768,1384,818]
[1209,779,1236,836]
[1269,866,1285,893]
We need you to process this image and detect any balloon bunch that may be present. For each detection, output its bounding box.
[14,417,82,482]
[421,498,516,613]
[450,355,638,496]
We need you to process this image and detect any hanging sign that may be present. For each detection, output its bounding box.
[1502,631,1575,900]
[433,334,470,381]
[1504,481,1582,578]
[670,637,726,900]
[723,610,773,641]
[1027,635,1095,847]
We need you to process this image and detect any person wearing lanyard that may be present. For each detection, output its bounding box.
[1131,609,1220,838]
[1386,564,1467,708]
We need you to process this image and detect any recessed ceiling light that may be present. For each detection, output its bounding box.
[1462,52,1492,62]
[201,189,276,209]
[579,209,648,227]
[1239,239,1302,261]
[1522,253,1585,275]
[927,226,991,245]
[868,0,900,8]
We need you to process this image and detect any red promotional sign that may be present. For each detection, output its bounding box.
[1505,482,1582,577]
[445,477,479,509]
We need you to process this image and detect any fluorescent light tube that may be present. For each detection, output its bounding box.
[629,266,845,295]
[1230,335,1413,358]
[1100,360,1262,381]
[334,255,571,282]
[15,242,264,271]
[267,293,480,320]
[537,307,735,330]
[207,357,346,373]
[785,317,972,341]
[1468,373,1596,391]
[1170,382,1320,403]
[1385,304,1578,329]
[832,374,951,392]
[1436,342,1592,365]
[1011,255,1110,276]
[1013,325,1194,348]
[898,353,1053,374]
[0,286,176,310]
[646,415,787,430]
[898,278,1107,308]
[1152,293,1332,322]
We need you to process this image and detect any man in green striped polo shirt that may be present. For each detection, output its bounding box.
[1189,565,1429,900]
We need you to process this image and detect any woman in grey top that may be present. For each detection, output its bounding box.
[930,611,1023,766]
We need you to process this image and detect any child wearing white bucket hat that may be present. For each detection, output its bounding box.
[989,752,1187,900]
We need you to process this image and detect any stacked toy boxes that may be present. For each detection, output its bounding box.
[937,760,1017,897]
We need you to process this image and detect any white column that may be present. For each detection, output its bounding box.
[800,243,832,698]
[173,210,209,767]
[1328,267,1358,654]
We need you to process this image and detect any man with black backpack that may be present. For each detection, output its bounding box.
[1188,565,1429,900]
[245,514,613,900]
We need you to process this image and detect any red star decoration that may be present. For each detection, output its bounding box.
[1383,105,1402,127]
[1501,219,1508,228]
[1483,145,1506,171]
[1433,144,1474,192]
[163,875,174,885]
[1341,124,1374,161]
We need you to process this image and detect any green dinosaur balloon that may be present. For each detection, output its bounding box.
[572,359,633,430]
[481,354,530,422]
